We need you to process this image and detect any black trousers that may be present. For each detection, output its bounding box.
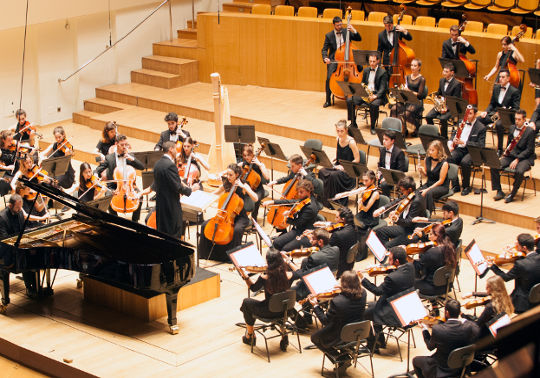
[490,156,531,196]
[425,108,453,139]
[447,148,473,188]
[375,224,410,248]
[347,96,384,129]
[273,229,309,251]
[478,115,505,152]
[420,185,449,212]
[413,355,438,378]
[325,64,337,103]
[199,216,250,261]
[240,297,277,326]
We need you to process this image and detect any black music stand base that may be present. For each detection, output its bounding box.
[388,328,415,378]
[472,169,495,225]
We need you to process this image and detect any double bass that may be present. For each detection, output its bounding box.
[455,15,478,106]
[329,7,362,100]
[507,24,527,89]
[203,180,244,245]
[388,4,415,88]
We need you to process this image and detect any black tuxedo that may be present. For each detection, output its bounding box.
[426,77,463,138]
[322,29,362,103]
[330,224,358,277]
[154,129,191,151]
[272,196,319,251]
[347,66,389,129]
[0,207,24,238]
[377,29,412,66]
[448,120,486,189]
[491,251,540,313]
[378,145,407,196]
[152,155,192,238]
[441,39,476,60]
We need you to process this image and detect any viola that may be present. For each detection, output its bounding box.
[455,15,478,105]
[464,296,491,310]
[288,197,311,220]
[388,4,415,88]
[408,219,453,240]
[299,289,341,305]
[241,143,265,190]
[359,265,397,277]
[110,163,139,214]
[203,180,244,245]
[285,246,319,258]
[490,249,526,266]
[416,315,445,326]
[406,241,437,256]
[178,143,201,186]
[388,191,415,225]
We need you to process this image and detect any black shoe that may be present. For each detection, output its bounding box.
[279,335,289,351]
[323,101,331,108]
[461,187,472,196]
[452,185,461,193]
[370,128,376,135]
[242,333,256,346]
[504,194,514,203]
[497,150,503,157]
[493,190,505,201]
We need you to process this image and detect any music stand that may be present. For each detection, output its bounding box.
[347,125,367,145]
[337,81,369,100]
[352,50,378,67]
[527,68,540,87]
[379,167,405,198]
[41,155,71,219]
[374,128,406,150]
[391,88,421,106]
[224,125,256,144]
[495,107,516,134]
[419,134,451,157]
[132,151,162,171]
[258,136,287,198]
[446,95,468,120]
[300,145,333,169]
[468,146,500,225]
[86,195,113,212]
[438,58,472,79]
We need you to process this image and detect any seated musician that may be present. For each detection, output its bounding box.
[330,208,357,278]
[359,246,415,353]
[14,182,50,225]
[447,106,486,195]
[309,270,367,374]
[178,137,208,190]
[318,120,359,207]
[74,162,109,203]
[239,249,294,347]
[94,121,117,162]
[95,134,144,222]
[264,179,319,252]
[425,63,462,139]
[390,58,426,137]
[199,163,258,261]
[411,200,463,248]
[0,130,17,196]
[377,15,412,68]
[483,36,525,87]
[418,140,449,213]
[346,53,388,134]
[154,112,190,151]
[413,299,480,378]
[529,58,540,107]
[38,126,75,189]
[239,144,269,221]
[373,176,426,248]
[489,233,540,314]
[378,130,407,197]
[489,109,535,203]
[353,170,380,260]
[477,70,521,155]
[322,16,361,108]
[442,25,476,61]
[11,109,37,147]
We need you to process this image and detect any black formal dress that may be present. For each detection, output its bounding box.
[240,160,266,220]
[390,74,426,135]
[272,196,319,251]
[378,145,408,196]
[497,51,518,84]
[441,39,476,60]
[330,224,358,277]
[377,28,412,67]
[420,157,449,212]
[48,140,75,189]
[318,138,356,207]
[425,77,462,138]
[355,190,380,261]
[0,147,17,196]
[96,139,115,159]
[414,246,447,296]
[154,128,190,151]
[14,121,32,142]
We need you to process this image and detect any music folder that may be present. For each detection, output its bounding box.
[389,288,429,327]
[366,230,388,263]
[378,167,406,187]
[227,242,267,276]
[250,216,273,248]
[464,239,489,277]
[487,313,511,337]
[302,266,338,296]
[528,68,540,87]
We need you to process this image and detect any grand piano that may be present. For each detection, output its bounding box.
[0,178,196,334]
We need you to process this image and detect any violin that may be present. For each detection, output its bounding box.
[415,315,445,326]
[388,4,415,88]
[489,249,526,266]
[455,15,478,105]
[325,222,345,232]
[285,246,319,258]
[7,140,36,155]
[288,197,311,219]
[79,175,107,200]
[24,165,54,200]
[110,162,139,214]
[47,138,73,159]
[299,289,341,305]
[241,143,265,191]
[464,296,491,310]
[406,241,437,256]
[359,265,397,277]
[178,142,200,186]
[203,180,244,245]
[408,219,452,240]
[15,121,42,139]
[387,191,415,225]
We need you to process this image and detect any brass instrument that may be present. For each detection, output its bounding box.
[426,92,447,113]
[361,83,375,103]
[387,84,406,106]
[491,113,500,123]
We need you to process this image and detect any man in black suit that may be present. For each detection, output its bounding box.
[413,299,480,378]
[151,141,196,238]
[491,233,540,314]
[346,53,388,133]
[490,109,535,203]
[411,200,463,248]
[530,102,540,133]
[447,106,486,195]
[377,15,412,67]
[425,63,463,139]
[374,176,426,248]
[330,208,358,278]
[359,246,415,352]
[478,70,521,154]
[321,16,362,108]
[154,112,190,151]
[96,134,145,222]
[378,130,408,196]
[441,25,476,60]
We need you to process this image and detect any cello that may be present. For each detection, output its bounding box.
[388,4,415,88]
[203,180,244,245]
[455,15,478,106]
[329,7,363,100]
[110,162,140,214]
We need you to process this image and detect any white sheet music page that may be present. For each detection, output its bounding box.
[302,267,338,295]
[229,244,266,271]
[366,230,387,263]
[390,290,429,327]
[465,241,488,276]
[180,190,218,212]
[488,314,511,337]
[250,217,273,248]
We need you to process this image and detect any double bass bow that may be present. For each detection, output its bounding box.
[388,4,415,88]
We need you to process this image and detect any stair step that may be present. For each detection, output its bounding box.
[177,28,197,40]
[141,55,198,79]
[83,98,133,114]
[187,20,197,29]
[131,68,182,89]
[73,110,101,125]
[153,39,198,60]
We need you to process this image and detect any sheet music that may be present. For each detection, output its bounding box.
[302,267,338,295]
[250,216,272,248]
[390,290,429,327]
[488,314,511,337]
[180,190,218,212]
[366,230,387,263]
[466,241,488,276]
[229,243,266,269]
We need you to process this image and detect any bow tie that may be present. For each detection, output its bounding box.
[336,31,342,35]
[445,80,451,84]
[386,150,392,154]
[451,42,457,47]
[170,131,176,135]
[466,122,471,125]
[500,86,507,91]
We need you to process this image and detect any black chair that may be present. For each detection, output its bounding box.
[454,239,463,292]
[447,344,475,378]
[346,242,360,266]
[250,290,302,362]
[375,324,416,362]
[529,283,540,305]
[419,265,455,313]
[434,163,459,212]
[320,320,374,378]
[500,167,536,201]
[371,195,390,232]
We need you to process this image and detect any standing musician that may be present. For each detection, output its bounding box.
[354,170,380,260]
[425,63,463,139]
[318,120,359,207]
[199,163,258,261]
[411,200,463,248]
[96,134,144,222]
[239,144,269,221]
[483,36,525,86]
[477,70,521,155]
[359,246,415,353]
[346,53,388,134]
[39,126,75,189]
[373,176,426,248]
[330,208,358,278]
[418,140,449,213]
[74,162,109,203]
[489,109,535,203]
[447,106,485,195]
[94,121,117,162]
[0,130,18,196]
[12,109,37,147]
[154,112,190,151]
[378,130,407,197]
[264,179,319,252]
[441,25,476,60]
[178,137,209,186]
[321,16,362,108]
[489,233,540,314]
[377,15,412,68]
[413,299,480,378]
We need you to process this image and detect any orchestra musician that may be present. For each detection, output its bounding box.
[0,130,18,196]
[529,58,540,107]
[441,25,476,60]
[329,208,358,277]
[94,121,117,162]
[378,130,407,197]
[318,120,359,207]
[418,140,449,213]
[346,53,388,134]
[309,270,367,374]
[198,164,258,261]
[377,15,412,68]
[38,126,75,189]
[154,112,190,151]
[411,200,463,248]
[489,233,540,314]
[96,134,144,222]
[239,144,269,221]
[354,170,380,260]
[425,63,463,139]
[239,249,294,348]
[477,70,521,155]
[413,299,480,378]
[74,162,109,202]
[12,109,37,147]
[483,36,525,86]
[359,246,415,353]
[178,137,209,183]
[535,216,540,252]
[373,176,426,248]
[447,106,486,195]
[489,109,535,203]
[529,102,540,133]
[321,16,362,108]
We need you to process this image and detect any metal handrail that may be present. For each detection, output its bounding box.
[59,0,172,83]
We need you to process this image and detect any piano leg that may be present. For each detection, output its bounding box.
[0,270,10,314]
[165,290,179,335]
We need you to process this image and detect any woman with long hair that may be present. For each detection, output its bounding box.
[75,162,109,202]
[94,121,117,162]
[38,126,75,189]
[418,140,449,213]
[483,36,524,86]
